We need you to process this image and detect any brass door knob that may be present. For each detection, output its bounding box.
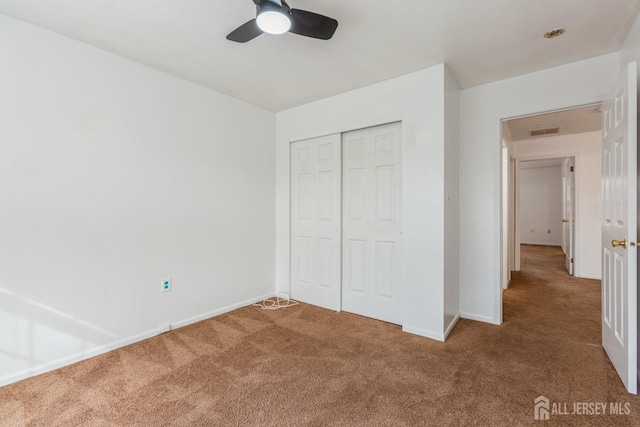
[612,239,627,249]
[561,219,568,223]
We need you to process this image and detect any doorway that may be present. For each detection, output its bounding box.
[518,157,573,274]
[501,104,603,289]
[497,62,638,394]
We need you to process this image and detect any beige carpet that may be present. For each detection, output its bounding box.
[1,244,639,426]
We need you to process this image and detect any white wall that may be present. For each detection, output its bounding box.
[518,166,563,246]
[0,15,275,385]
[276,65,454,340]
[443,67,460,335]
[621,9,640,81]
[459,53,620,324]
[512,132,602,279]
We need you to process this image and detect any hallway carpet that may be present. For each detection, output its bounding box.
[2,245,639,426]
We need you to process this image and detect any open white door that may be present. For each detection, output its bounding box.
[602,62,637,394]
[290,134,341,311]
[562,158,575,275]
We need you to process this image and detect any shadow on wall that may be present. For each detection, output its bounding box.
[0,286,116,379]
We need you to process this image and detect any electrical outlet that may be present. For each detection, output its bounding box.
[161,277,171,293]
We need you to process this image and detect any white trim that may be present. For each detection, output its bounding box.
[495,112,505,324]
[0,293,273,387]
[577,273,601,280]
[461,311,500,325]
[501,146,510,290]
[520,242,563,247]
[287,118,403,146]
[170,292,274,329]
[514,158,521,272]
[0,330,158,388]
[402,325,446,342]
[443,313,461,340]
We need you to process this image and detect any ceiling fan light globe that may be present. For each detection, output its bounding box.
[256,9,291,35]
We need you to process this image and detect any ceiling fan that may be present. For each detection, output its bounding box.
[226,0,338,43]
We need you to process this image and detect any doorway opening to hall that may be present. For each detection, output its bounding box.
[501,104,603,290]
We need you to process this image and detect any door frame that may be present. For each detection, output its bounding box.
[512,154,578,276]
[497,102,602,324]
[561,157,576,275]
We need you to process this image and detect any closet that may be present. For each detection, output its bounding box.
[290,122,403,324]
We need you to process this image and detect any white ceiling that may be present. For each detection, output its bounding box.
[505,104,602,142]
[1,0,638,112]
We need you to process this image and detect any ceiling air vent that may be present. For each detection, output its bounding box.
[544,28,566,39]
[529,127,560,137]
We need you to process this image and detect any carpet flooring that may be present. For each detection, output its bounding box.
[2,244,640,426]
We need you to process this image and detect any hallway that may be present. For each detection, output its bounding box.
[505,244,600,332]
[488,245,640,425]
[504,244,602,356]
[498,244,635,423]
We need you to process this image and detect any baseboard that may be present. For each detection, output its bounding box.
[0,329,159,388]
[402,315,461,342]
[520,242,562,247]
[460,311,500,325]
[402,325,445,342]
[170,292,273,329]
[0,292,274,388]
[443,313,461,340]
[576,273,601,280]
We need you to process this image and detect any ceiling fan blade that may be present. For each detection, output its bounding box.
[227,19,263,43]
[289,9,338,40]
[254,0,283,6]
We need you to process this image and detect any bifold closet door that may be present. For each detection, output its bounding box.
[290,134,341,311]
[342,122,402,324]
